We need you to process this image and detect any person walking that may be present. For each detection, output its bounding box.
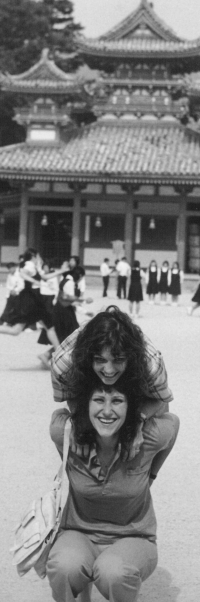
[146,260,159,304]
[168,261,184,305]
[100,258,111,297]
[158,260,170,304]
[128,260,145,319]
[116,257,131,299]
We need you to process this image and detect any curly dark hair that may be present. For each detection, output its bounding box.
[66,306,149,441]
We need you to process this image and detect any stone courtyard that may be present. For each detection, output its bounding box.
[0,280,199,602]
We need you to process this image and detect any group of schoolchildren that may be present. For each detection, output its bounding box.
[100,257,185,318]
[0,251,87,368]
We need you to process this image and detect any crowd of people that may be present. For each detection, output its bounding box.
[100,257,185,317]
[0,249,91,368]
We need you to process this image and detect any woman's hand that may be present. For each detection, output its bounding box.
[131,422,144,457]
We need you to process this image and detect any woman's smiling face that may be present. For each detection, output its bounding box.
[89,388,128,440]
[92,347,127,385]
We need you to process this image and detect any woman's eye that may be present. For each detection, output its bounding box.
[113,399,123,404]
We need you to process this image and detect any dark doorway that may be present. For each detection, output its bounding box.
[39,212,72,266]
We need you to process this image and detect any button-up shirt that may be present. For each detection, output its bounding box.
[100,262,111,277]
[116,260,131,277]
[50,410,178,545]
[51,327,173,406]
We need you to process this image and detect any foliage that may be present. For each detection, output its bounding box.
[0,0,82,145]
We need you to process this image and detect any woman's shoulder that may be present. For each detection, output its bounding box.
[143,413,180,449]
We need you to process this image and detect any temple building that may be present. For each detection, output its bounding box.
[1,0,200,271]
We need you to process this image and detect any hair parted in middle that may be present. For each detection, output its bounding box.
[65,306,149,448]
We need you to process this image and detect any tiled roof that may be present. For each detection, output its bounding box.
[2,49,82,94]
[102,0,180,43]
[0,121,200,183]
[78,37,200,59]
[78,0,200,59]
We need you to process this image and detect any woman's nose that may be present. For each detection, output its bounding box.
[103,400,112,415]
[105,361,114,374]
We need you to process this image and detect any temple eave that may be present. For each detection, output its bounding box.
[0,169,200,187]
[78,42,200,60]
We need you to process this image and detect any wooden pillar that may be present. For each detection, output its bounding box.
[71,187,81,256]
[122,185,140,264]
[174,185,193,270]
[124,194,133,264]
[18,185,28,254]
[27,211,35,248]
[177,199,186,270]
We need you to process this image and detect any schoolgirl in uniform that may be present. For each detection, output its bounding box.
[146,260,159,304]
[0,248,62,350]
[168,261,184,305]
[37,261,59,366]
[128,260,145,318]
[158,260,170,304]
[53,270,79,345]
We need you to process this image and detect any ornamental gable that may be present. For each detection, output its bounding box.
[101,0,180,43]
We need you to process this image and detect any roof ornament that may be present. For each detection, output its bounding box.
[41,48,50,61]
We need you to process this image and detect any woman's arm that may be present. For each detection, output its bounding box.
[51,327,81,403]
[149,413,180,481]
[140,398,169,422]
[50,408,71,458]
[40,268,67,281]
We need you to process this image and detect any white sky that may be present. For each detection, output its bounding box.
[73,0,200,40]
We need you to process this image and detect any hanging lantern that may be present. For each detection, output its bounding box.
[149,218,156,230]
[41,214,48,226]
[95,216,102,228]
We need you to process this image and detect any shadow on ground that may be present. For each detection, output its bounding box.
[139,567,180,601]
[92,567,180,602]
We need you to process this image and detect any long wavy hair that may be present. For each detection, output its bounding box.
[66,306,149,444]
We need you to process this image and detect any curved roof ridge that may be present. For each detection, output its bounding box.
[100,0,181,43]
[5,48,75,83]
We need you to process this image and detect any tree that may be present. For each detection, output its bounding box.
[0,0,81,73]
[0,0,82,145]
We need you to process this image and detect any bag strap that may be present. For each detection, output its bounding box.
[60,417,71,512]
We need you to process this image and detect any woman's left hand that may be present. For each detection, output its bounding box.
[131,422,144,457]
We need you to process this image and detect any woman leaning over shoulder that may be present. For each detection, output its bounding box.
[47,371,179,602]
[51,306,174,450]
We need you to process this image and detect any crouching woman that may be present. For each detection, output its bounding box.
[47,373,179,602]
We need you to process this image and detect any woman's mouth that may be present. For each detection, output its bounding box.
[101,373,118,379]
[98,418,116,424]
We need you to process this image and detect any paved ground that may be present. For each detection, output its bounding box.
[0,281,200,602]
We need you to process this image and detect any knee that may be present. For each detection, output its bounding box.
[47,545,82,582]
[93,554,140,597]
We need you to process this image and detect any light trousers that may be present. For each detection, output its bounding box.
[47,529,158,602]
